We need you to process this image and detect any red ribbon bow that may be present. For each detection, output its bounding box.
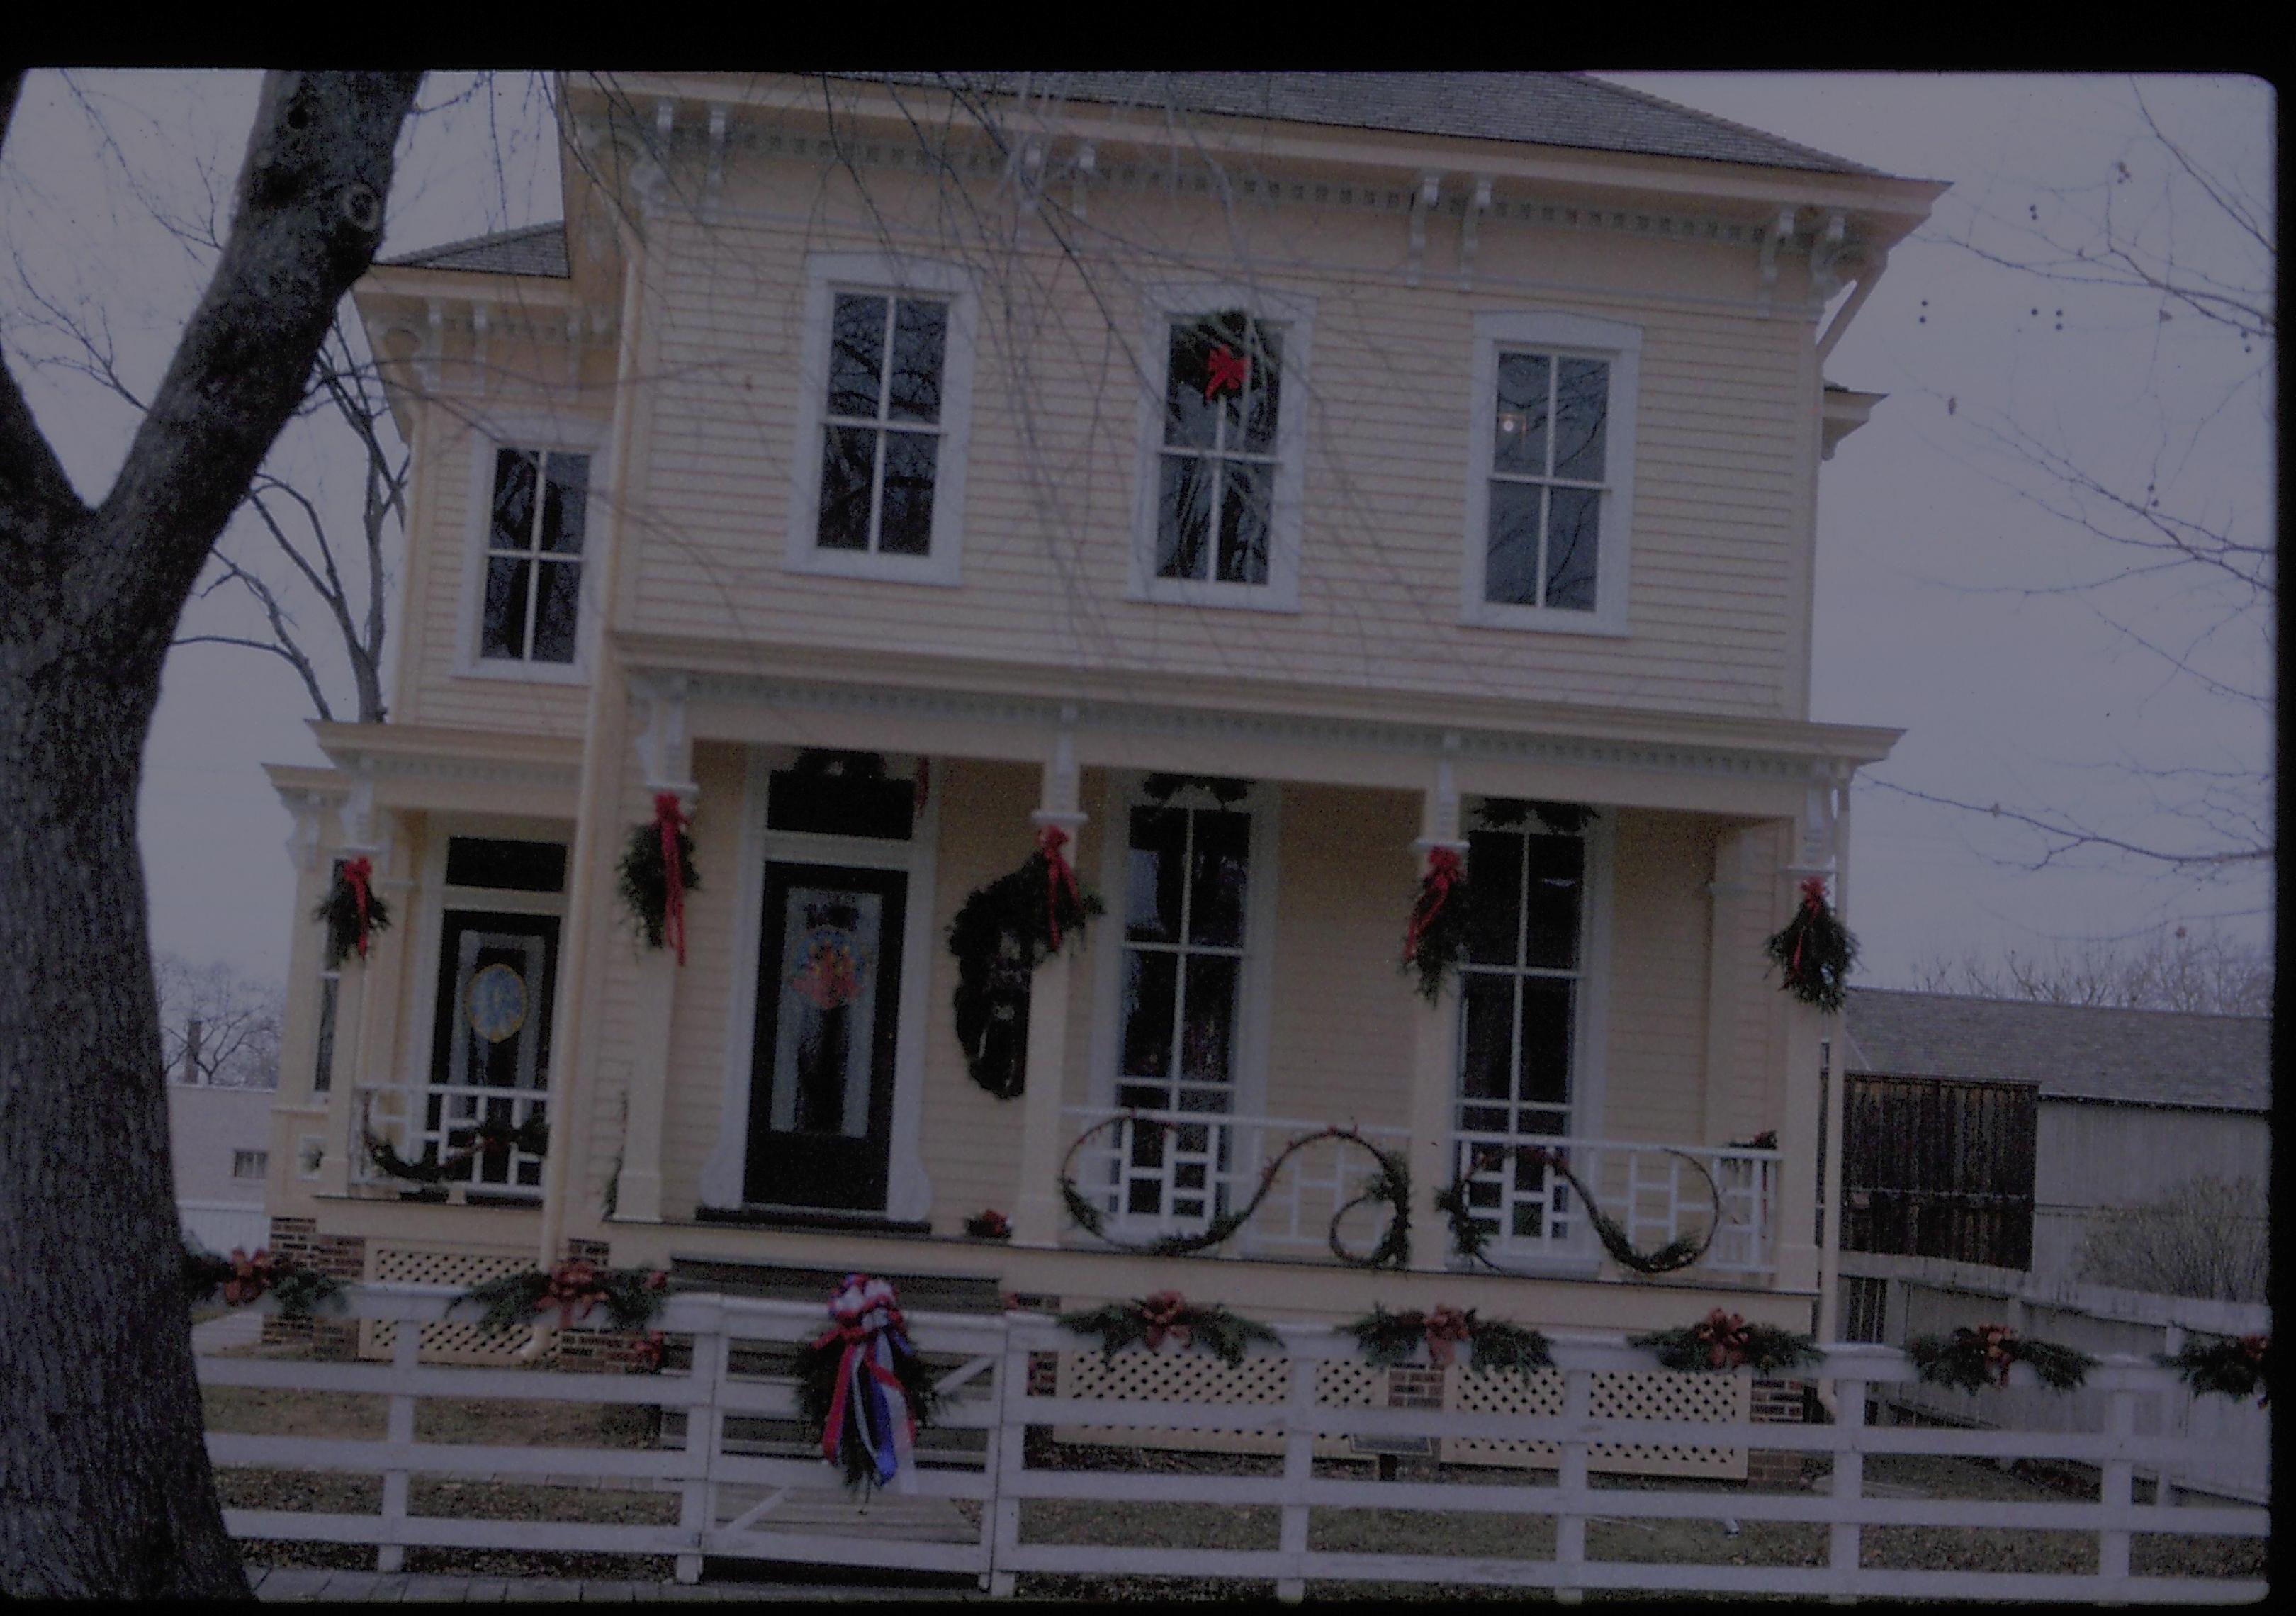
[653,794,689,966]
[222,1248,276,1307]
[1139,1291,1193,1351]
[1203,344,1247,400]
[2240,1335,2270,1405]
[1422,1306,1473,1368]
[1402,847,1464,966]
[537,1258,608,1330]
[1038,824,1081,950]
[1969,1323,2019,1388]
[1694,1309,1752,1369]
[812,1276,918,1469]
[342,858,375,960]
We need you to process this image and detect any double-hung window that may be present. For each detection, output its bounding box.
[1463,311,1638,633]
[787,254,977,587]
[480,447,590,665]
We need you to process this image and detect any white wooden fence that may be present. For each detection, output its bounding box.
[198,1284,2268,1603]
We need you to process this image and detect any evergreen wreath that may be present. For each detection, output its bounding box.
[1439,1144,1721,1276]
[315,858,392,968]
[184,1243,346,1322]
[1341,1303,1553,1380]
[1402,846,1470,1004]
[364,1113,550,1185]
[617,796,699,955]
[794,1276,942,1493]
[1057,1291,1281,1369]
[1908,1325,2095,1393]
[460,1259,670,1337]
[1765,876,1858,1012]
[947,841,1104,1099]
[1631,1310,1821,1375]
[2157,1334,2270,1405]
[1059,1116,1410,1268]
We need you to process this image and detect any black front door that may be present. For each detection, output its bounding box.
[743,863,906,1211]
[426,910,559,1192]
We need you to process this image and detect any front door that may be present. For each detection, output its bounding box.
[743,863,906,1211]
[427,910,559,1194]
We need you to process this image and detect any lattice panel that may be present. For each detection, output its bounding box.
[362,1247,533,1364]
[1053,1350,1382,1458]
[1443,1367,1749,1479]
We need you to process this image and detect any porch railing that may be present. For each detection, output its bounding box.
[352,1082,548,1201]
[1448,1132,1780,1275]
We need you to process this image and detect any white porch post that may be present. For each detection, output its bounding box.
[1403,748,1465,1274]
[1011,720,1084,1250]
[322,775,401,1201]
[613,677,694,1225]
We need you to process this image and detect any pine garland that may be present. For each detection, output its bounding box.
[1341,1303,1553,1380]
[947,846,1104,1099]
[1057,1292,1281,1369]
[1908,1325,2095,1393]
[1402,847,1470,1003]
[183,1243,346,1322]
[1440,1145,1720,1276]
[460,1259,669,1337]
[1141,773,1249,806]
[617,804,699,952]
[1479,799,1594,836]
[1631,1310,1822,1375]
[315,860,391,968]
[363,1113,549,1185]
[2157,1334,2270,1405]
[1765,876,1858,1012]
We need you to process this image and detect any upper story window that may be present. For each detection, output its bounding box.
[482,447,590,663]
[232,1149,269,1181]
[1462,311,1639,635]
[1131,287,1312,612]
[786,254,978,588]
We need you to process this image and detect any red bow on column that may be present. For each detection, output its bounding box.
[342,858,376,960]
[1039,824,1081,950]
[1202,344,1247,400]
[1789,876,1828,976]
[653,793,689,966]
[1139,1291,1193,1350]
[2241,1335,2270,1405]
[537,1257,608,1330]
[1402,847,1463,965]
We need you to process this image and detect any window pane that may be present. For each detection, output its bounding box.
[1179,955,1238,1083]
[816,425,878,551]
[1545,487,1601,612]
[1552,358,1609,481]
[1519,978,1574,1107]
[1234,324,1283,454]
[540,453,590,554]
[1120,951,1178,1079]
[1523,835,1585,970]
[490,448,539,552]
[1464,829,1524,966]
[480,556,531,659]
[1187,810,1250,947]
[1493,353,1551,474]
[827,293,887,418]
[878,430,938,555]
[1125,807,1187,943]
[887,299,947,422]
[1460,975,1515,1103]
[1162,321,1220,449]
[1485,481,1543,605]
[531,558,580,663]
[1215,460,1271,584]
[1157,454,1214,580]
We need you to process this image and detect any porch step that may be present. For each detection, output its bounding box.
[716,1483,976,1544]
[665,1257,1006,1315]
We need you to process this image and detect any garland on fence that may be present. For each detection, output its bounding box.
[947,830,1105,1099]
[617,793,699,963]
[2157,1334,2270,1405]
[1764,876,1857,1013]
[1907,1325,2095,1393]
[184,1244,346,1322]
[1341,1303,1553,1379]
[362,1113,551,1185]
[793,1275,940,1493]
[1057,1291,1281,1369]
[315,857,391,968]
[1058,1117,1411,1269]
[1437,1143,1721,1276]
[1401,846,1469,1004]
[460,1258,670,1336]
[1631,1310,1821,1375]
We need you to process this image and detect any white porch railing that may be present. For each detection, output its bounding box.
[1450,1132,1780,1275]
[351,1083,547,1201]
[1061,1106,1410,1262]
[198,1284,2267,1602]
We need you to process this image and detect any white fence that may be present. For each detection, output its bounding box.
[198,1284,2268,1603]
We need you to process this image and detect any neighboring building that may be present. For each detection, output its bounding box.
[1840,987,2270,1290]
[171,1074,276,1257]
[259,72,1945,1362]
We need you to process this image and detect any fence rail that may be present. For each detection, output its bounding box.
[197,1284,2267,1603]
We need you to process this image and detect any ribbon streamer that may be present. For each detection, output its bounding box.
[1039,825,1081,950]
[653,793,689,966]
[1402,847,1463,965]
[814,1275,921,1492]
[342,858,375,960]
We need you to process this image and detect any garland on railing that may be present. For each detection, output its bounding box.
[1438,1143,1722,1276]
[1341,1303,1553,1380]
[1058,1116,1410,1268]
[461,1259,670,1336]
[794,1275,940,1493]
[947,831,1105,1099]
[1907,1325,2095,1393]
[617,793,699,962]
[184,1243,346,1322]
[1631,1310,1821,1375]
[2157,1334,2270,1405]
[315,857,392,968]
[1401,846,1470,1004]
[362,1113,550,1185]
[1057,1291,1281,1369]
[1765,875,1857,1013]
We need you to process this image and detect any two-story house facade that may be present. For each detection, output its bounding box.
[259,72,1943,1352]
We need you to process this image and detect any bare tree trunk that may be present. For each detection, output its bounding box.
[0,71,422,1599]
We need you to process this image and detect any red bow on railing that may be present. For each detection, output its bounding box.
[1422,1306,1473,1369]
[1789,876,1828,977]
[1039,824,1081,950]
[1139,1291,1193,1351]
[1202,344,1247,401]
[537,1258,608,1330]
[653,793,689,966]
[342,858,376,960]
[222,1248,276,1307]
[1969,1323,2020,1388]
[1402,847,1463,965]
[1694,1308,1752,1370]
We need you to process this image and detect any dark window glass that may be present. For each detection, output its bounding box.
[1120,952,1178,1079]
[1460,975,1515,1102]
[816,426,878,551]
[1186,810,1250,948]
[766,768,914,840]
[485,448,586,662]
[531,560,580,663]
[444,838,569,893]
[1552,358,1609,481]
[1156,455,1214,580]
[1464,830,1524,966]
[1162,322,1221,449]
[888,300,947,422]
[1493,354,1550,473]
[827,293,887,417]
[1215,461,1271,584]
[1521,835,1584,970]
[541,454,590,554]
[1178,955,1238,1082]
[1125,808,1187,943]
[1485,482,1543,606]
[877,430,938,556]
[491,449,539,549]
[1545,488,1601,612]
[480,558,530,660]
[1235,325,1283,454]
[1519,978,1575,1108]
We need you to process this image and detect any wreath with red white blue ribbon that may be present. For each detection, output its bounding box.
[794,1274,942,1493]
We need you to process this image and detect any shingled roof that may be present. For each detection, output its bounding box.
[1842,987,2270,1113]
[378,221,568,277]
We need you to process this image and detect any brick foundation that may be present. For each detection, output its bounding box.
[1745,1377,1811,1488]
[1385,1367,1445,1410]
[259,1216,366,1359]
[1028,1351,1059,1396]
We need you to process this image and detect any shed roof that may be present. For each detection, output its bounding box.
[1842,987,2270,1113]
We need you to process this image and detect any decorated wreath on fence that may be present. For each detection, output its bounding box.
[618,793,699,964]
[2158,1334,2270,1405]
[795,1274,941,1493]
[1058,1116,1411,1269]
[184,1243,346,1321]
[947,826,1105,1099]
[1765,875,1857,1013]
[1342,1303,1553,1379]
[1437,1143,1722,1276]
[363,1112,551,1186]
[1907,1324,2095,1393]
[1058,1291,1281,1368]
[459,1258,670,1336]
[1630,1310,1821,1375]
[315,856,392,968]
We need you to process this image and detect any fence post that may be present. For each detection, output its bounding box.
[1825,1375,1865,1603]
[2155,1325,2185,1510]
[2098,1386,2136,1600]
[974,1317,1015,1593]
[989,1333,1031,1598]
[1276,1340,1315,1603]
[675,1301,726,1586]
[376,1317,420,1573]
[1553,1364,1589,1604]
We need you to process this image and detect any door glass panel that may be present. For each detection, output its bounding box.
[1522,836,1585,969]
[1465,829,1524,965]
[1519,977,1575,1111]
[1125,808,1187,942]
[767,886,883,1139]
[1460,975,1515,1103]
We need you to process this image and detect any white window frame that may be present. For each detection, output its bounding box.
[784,253,979,589]
[1128,284,1313,614]
[232,1149,269,1181]
[1460,310,1639,636]
[455,413,609,685]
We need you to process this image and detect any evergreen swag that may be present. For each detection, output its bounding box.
[1765,876,1858,1012]
[1058,1291,1281,1368]
[1631,1310,1821,1375]
[364,1113,549,1185]
[1908,1325,2095,1393]
[617,795,699,956]
[2158,1334,2270,1405]
[947,836,1103,1099]
[315,857,391,968]
[1402,846,1469,1003]
[794,1275,940,1492]
[183,1243,345,1321]
[1479,799,1594,836]
[1439,1145,1720,1276]
[1342,1303,1553,1379]
[461,1258,669,1336]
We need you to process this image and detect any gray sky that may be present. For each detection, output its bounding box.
[1,72,2272,990]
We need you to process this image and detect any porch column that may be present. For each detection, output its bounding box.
[320,778,405,1200]
[1402,752,1465,1274]
[1011,722,1084,1250]
[612,677,694,1225]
